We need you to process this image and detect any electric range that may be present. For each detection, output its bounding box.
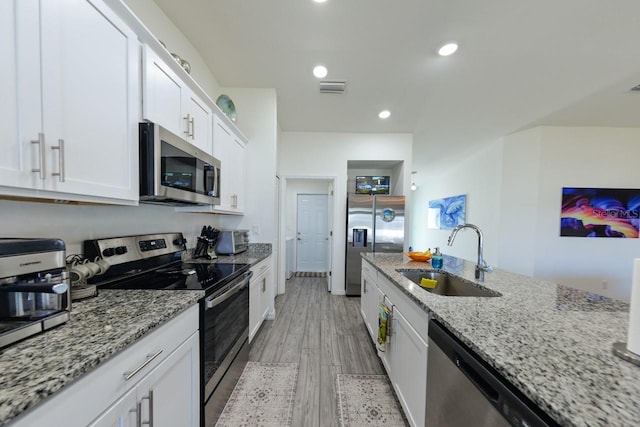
[83,232,251,427]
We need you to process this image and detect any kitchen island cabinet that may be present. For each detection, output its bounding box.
[361,260,428,427]
[0,0,140,205]
[362,253,640,427]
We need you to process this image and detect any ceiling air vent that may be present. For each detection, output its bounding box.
[630,84,640,92]
[319,80,347,94]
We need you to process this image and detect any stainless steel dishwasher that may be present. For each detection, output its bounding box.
[426,319,558,427]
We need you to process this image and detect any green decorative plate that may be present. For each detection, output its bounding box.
[216,94,237,122]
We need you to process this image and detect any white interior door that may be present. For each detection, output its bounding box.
[296,194,329,272]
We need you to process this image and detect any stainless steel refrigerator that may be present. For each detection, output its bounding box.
[345,194,405,295]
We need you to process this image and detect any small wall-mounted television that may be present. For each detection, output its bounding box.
[355,176,390,195]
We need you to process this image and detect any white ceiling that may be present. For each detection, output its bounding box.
[153,0,640,156]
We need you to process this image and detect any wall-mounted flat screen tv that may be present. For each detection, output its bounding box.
[355,176,390,194]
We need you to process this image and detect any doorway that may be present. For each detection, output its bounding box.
[296,194,329,272]
[278,176,336,295]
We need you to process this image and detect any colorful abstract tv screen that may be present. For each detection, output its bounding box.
[560,187,640,238]
[355,176,390,195]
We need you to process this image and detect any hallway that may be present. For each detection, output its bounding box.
[248,276,395,426]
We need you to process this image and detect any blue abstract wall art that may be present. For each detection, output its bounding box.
[428,194,467,230]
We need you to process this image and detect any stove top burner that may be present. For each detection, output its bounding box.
[97,261,250,295]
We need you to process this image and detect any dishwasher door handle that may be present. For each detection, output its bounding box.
[453,351,500,404]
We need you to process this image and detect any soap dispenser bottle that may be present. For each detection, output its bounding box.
[432,247,443,269]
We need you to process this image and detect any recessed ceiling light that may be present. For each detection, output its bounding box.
[313,0,327,3]
[313,65,328,78]
[378,110,391,119]
[438,42,458,56]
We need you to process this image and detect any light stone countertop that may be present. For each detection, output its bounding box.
[0,245,272,426]
[0,290,204,426]
[363,252,640,427]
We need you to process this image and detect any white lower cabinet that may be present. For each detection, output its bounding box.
[389,307,428,427]
[90,332,199,427]
[361,260,428,427]
[12,305,199,427]
[249,257,273,342]
[360,261,379,341]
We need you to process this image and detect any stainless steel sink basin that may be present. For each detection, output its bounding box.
[398,270,501,297]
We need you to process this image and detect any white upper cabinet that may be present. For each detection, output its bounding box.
[143,47,212,154]
[212,114,247,214]
[0,0,140,204]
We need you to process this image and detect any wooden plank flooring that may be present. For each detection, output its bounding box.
[249,276,385,426]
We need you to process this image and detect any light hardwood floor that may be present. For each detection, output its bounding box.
[248,276,387,427]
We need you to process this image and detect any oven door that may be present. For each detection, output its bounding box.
[201,270,252,424]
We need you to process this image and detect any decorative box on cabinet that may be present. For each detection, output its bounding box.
[11,305,200,427]
[0,0,140,205]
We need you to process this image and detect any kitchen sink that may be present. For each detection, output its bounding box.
[398,270,501,297]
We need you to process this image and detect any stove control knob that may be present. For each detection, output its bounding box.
[115,246,128,255]
[102,247,115,257]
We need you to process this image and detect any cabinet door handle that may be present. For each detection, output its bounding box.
[140,390,154,426]
[51,139,65,182]
[262,277,266,292]
[190,116,195,139]
[183,114,194,139]
[123,349,163,381]
[136,400,142,427]
[31,133,46,180]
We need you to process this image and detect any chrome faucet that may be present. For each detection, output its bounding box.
[447,223,492,281]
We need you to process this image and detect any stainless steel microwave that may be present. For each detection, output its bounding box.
[139,122,221,206]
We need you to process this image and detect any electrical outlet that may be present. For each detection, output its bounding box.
[252,224,261,235]
[602,280,608,290]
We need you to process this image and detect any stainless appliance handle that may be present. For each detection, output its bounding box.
[124,349,163,381]
[31,133,46,179]
[51,139,65,182]
[205,271,253,311]
[0,282,68,294]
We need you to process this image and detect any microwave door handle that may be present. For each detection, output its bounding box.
[204,164,215,195]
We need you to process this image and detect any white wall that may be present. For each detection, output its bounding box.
[410,140,504,264]
[215,88,278,246]
[0,199,219,255]
[123,0,220,97]
[411,125,640,302]
[531,127,640,301]
[279,132,413,294]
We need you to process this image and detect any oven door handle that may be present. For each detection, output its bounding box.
[204,271,253,310]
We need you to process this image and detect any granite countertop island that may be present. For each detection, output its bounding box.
[363,252,640,426]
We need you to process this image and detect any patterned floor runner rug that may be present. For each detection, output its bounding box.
[293,271,327,278]
[337,374,407,427]
[216,362,299,426]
